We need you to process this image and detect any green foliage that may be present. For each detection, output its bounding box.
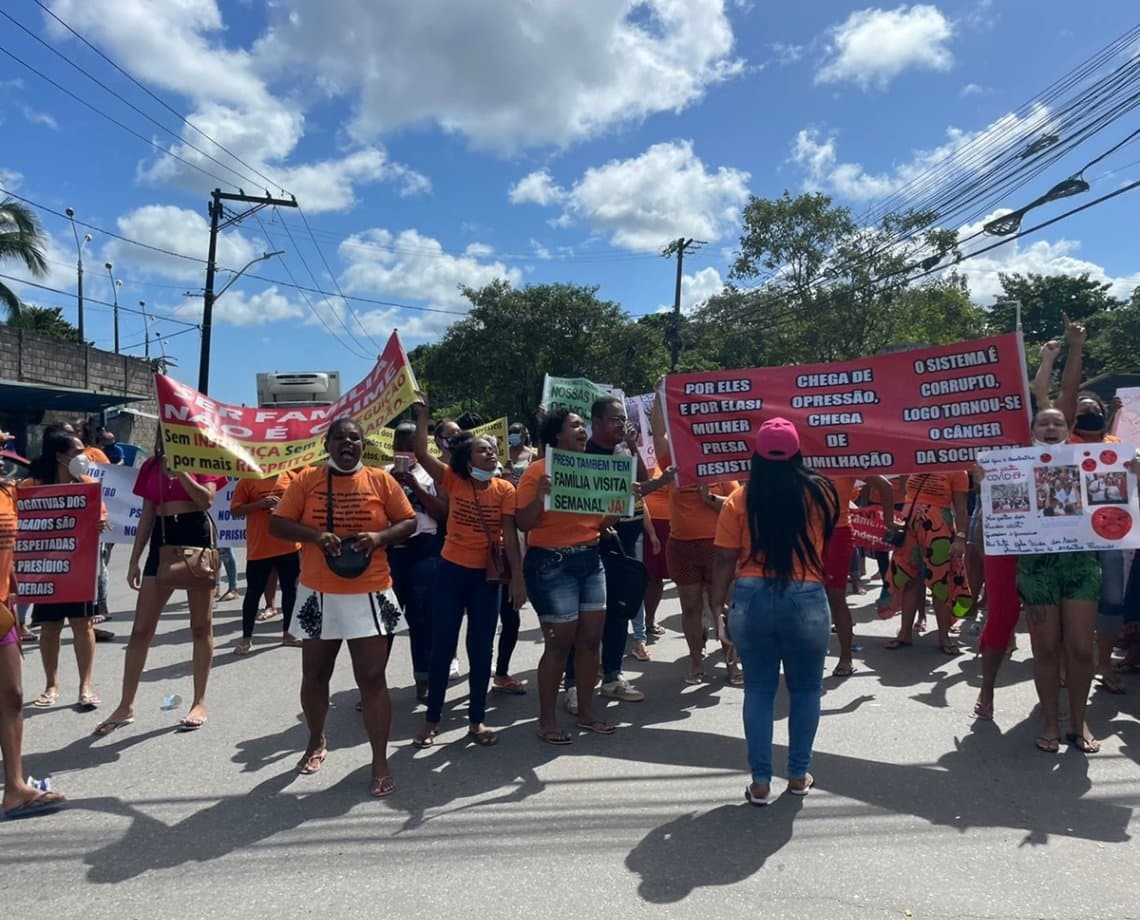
[410,280,672,422]
[6,304,83,343]
[1087,286,1140,373]
[0,198,48,320]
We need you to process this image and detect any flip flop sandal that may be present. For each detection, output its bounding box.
[831,663,856,678]
[77,691,101,710]
[631,645,652,662]
[412,729,438,749]
[93,717,134,736]
[370,775,395,798]
[788,773,815,796]
[684,671,705,685]
[296,748,327,774]
[575,719,616,735]
[281,635,304,647]
[3,791,66,820]
[885,638,913,650]
[256,608,278,622]
[537,727,572,745]
[176,717,207,732]
[32,690,59,708]
[491,676,527,695]
[1034,735,1060,753]
[938,643,963,657]
[649,624,666,636]
[972,700,994,721]
[745,785,770,806]
[1066,732,1101,754]
[467,728,498,747]
[234,640,253,656]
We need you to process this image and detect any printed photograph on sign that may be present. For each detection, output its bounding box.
[1034,465,1082,517]
[989,482,1030,514]
[1086,471,1128,506]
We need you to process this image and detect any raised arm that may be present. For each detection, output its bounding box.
[411,394,448,486]
[650,382,672,469]
[1056,313,1087,425]
[1031,339,1061,412]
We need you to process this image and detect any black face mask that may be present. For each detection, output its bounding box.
[1074,413,1105,432]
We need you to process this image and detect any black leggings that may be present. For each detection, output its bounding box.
[241,551,300,638]
[496,587,520,677]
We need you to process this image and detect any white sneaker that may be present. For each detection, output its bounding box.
[564,687,579,715]
[449,658,461,680]
[600,678,645,702]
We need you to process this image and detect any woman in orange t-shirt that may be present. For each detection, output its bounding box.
[709,418,838,804]
[270,417,416,798]
[409,398,524,749]
[20,431,110,712]
[884,472,971,654]
[0,467,67,818]
[516,407,615,744]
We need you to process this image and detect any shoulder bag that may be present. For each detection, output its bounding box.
[471,481,511,584]
[884,474,929,548]
[154,466,220,590]
[322,466,372,579]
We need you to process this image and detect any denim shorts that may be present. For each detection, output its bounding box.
[523,545,605,623]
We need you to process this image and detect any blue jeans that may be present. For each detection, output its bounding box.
[219,547,237,592]
[426,558,501,725]
[728,577,831,785]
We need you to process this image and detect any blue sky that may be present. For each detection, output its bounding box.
[2,0,1138,404]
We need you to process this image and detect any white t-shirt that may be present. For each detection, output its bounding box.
[386,461,439,537]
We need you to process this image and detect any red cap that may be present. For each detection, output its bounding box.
[755,417,800,460]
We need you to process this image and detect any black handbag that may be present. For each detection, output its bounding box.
[601,535,648,621]
[885,474,929,548]
[323,467,371,579]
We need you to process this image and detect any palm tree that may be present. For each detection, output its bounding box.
[0,198,48,320]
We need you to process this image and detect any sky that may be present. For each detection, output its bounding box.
[1,0,1139,405]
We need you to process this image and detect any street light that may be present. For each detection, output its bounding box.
[64,207,93,343]
[197,250,284,393]
[139,300,150,360]
[104,262,122,353]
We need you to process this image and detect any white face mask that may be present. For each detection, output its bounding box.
[469,466,495,482]
[327,457,363,474]
[68,454,90,479]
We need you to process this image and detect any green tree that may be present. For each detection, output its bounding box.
[984,272,1124,379]
[701,191,968,365]
[0,198,48,320]
[1087,285,1140,373]
[410,280,670,422]
[6,304,82,343]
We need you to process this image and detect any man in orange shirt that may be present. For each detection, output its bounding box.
[231,471,302,653]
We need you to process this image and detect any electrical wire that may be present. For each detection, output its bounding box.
[0,273,200,327]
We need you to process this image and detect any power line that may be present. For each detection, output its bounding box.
[30,0,287,196]
[0,273,200,328]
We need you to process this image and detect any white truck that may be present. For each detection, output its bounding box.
[255,371,341,408]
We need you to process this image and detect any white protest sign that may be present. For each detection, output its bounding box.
[88,463,247,547]
[978,443,1139,555]
[625,393,658,473]
[1114,387,1140,443]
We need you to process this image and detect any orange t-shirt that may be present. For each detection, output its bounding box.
[275,466,415,595]
[668,481,738,541]
[1070,431,1122,444]
[904,471,968,508]
[642,467,673,520]
[830,477,856,528]
[516,458,605,549]
[440,467,517,570]
[232,473,300,561]
[83,446,110,465]
[714,485,827,583]
[0,485,15,606]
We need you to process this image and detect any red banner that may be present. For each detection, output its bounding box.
[155,330,420,478]
[850,506,892,553]
[15,482,101,604]
[664,334,1030,484]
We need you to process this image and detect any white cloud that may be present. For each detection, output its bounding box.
[255,0,744,149]
[960,82,985,97]
[682,266,725,312]
[19,106,59,130]
[529,239,552,261]
[512,140,750,252]
[790,103,1054,201]
[955,210,1140,304]
[338,228,521,311]
[0,168,23,192]
[173,285,305,326]
[508,170,566,206]
[47,1,428,212]
[105,205,262,283]
[816,5,954,91]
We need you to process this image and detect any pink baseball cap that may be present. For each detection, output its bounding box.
[755,417,801,460]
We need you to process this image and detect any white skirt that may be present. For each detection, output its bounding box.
[294,584,405,640]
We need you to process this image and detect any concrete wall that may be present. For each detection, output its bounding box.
[0,326,160,457]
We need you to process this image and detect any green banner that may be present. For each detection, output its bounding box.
[544,447,635,516]
[541,374,614,419]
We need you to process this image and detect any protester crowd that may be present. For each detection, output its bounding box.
[2,317,1139,818]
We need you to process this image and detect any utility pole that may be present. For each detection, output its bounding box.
[661,237,706,372]
[65,207,92,344]
[105,262,121,353]
[198,188,297,394]
[140,301,149,360]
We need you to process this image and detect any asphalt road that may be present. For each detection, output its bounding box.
[3,551,1138,920]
